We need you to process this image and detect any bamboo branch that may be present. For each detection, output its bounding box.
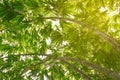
[14,53,51,57]
[1,52,119,79]
[0,53,52,59]
[23,54,53,73]
[44,17,85,26]
[61,60,92,80]
[59,57,120,80]
[0,52,60,63]
[44,16,120,52]
[94,30,120,52]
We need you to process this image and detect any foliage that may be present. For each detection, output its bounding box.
[0,0,120,80]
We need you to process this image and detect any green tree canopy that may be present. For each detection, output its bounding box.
[0,0,120,80]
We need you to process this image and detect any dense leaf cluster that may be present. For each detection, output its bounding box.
[0,0,120,80]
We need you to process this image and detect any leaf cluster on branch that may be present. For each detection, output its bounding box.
[0,0,120,80]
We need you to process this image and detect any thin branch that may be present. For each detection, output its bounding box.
[94,30,120,52]
[0,53,52,59]
[14,9,23,15]
[61,60,92,80]
[44,17,85,26]
[14,53,51,57]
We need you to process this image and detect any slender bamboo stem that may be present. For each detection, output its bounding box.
[44,16,120,52]
[59,57,120,80]
[61,60,92,80]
